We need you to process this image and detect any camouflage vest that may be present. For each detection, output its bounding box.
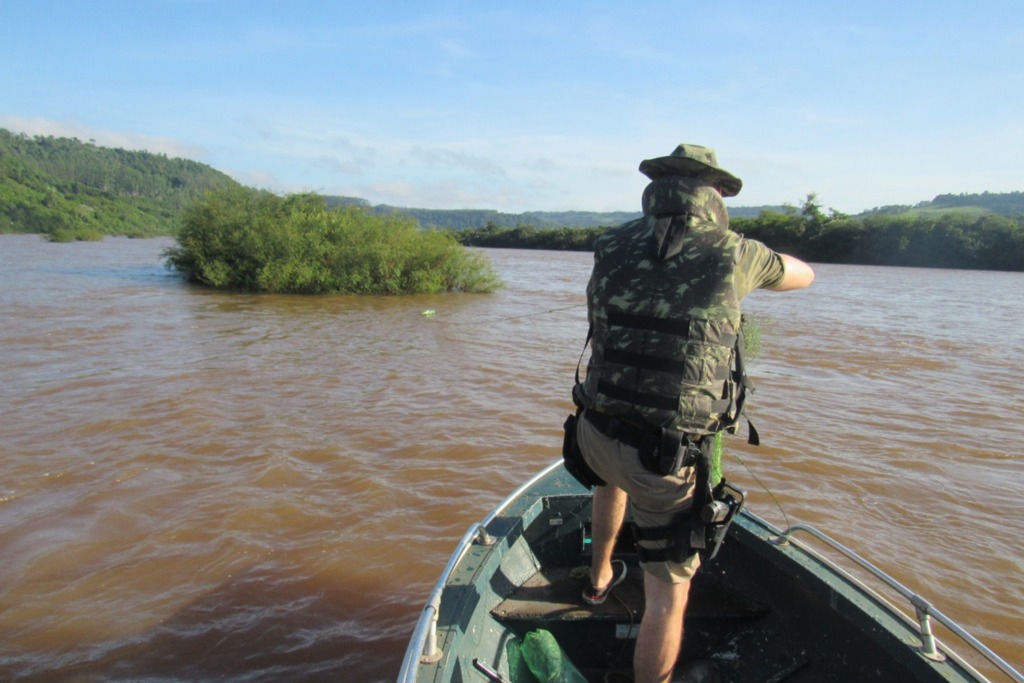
[577,177,745,435]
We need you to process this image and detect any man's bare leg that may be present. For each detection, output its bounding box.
[590,483,628,589]
[635,573,692,683]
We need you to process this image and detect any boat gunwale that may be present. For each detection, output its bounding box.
[397,460,562,682]
[740,511,1023,683]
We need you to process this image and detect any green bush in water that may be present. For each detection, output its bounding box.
[711,315,762,485]
[164,186,503,294]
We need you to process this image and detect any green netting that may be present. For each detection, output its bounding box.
[520,629,588,683]
[711,431,723,486]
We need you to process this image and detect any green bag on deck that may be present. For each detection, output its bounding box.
[520,629,588,683]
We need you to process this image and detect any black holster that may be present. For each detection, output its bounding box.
[561,410,606,488]
[638,429,702,476]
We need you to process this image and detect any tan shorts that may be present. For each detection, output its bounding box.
[577,412,701,584]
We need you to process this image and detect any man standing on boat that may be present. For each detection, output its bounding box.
[569,144,814,683]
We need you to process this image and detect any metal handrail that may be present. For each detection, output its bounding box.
[775,522,1024,683]
[397,522,488,681]
[397,461,563,682]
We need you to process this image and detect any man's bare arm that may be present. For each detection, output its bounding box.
[768,254,815,291]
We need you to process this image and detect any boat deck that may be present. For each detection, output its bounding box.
[491,561,824,683]
[484,502,972,683]
[402,465,1001,683]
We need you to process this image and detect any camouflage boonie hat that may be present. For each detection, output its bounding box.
[638,143,743,197]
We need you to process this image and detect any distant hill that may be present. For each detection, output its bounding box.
[326,196,639,229]
[861,191,1024,218]
[325,195,784,229]
[0,128,239,240]
[351,193,1024,230]
[329,192,1024,230]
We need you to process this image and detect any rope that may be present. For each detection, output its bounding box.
[729,450,791,530]
[423,303,586,327]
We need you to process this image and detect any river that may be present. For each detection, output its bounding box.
[0,234,1021,681]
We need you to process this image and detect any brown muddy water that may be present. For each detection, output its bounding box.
[0,234,1021,681]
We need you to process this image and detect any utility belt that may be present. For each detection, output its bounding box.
[582,409,703,477]
[633,480,745,562]
[564,407,745,562]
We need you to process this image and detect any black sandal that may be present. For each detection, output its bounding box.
[582,559,627,605]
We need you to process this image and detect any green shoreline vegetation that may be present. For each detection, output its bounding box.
[452,194,1024,272]
[3,128,1023,276]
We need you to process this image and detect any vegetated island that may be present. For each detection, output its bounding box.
[165,186,502,294]
[3,128,1023,274]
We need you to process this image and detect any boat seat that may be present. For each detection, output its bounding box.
[493,563,768,623]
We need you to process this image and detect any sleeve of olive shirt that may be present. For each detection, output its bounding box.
[734,238,786,298]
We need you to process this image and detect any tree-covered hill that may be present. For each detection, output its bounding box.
[324,196,642,230]
[0,128,239,240]
[861,191,1024,218]
[324,195,782,229]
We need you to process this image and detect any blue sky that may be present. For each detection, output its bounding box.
[2,1,1022,214]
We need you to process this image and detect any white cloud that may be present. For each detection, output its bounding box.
[408,145,506,176]
[0,116,207,160]
[313,155,363,176]
[232,169,281,189]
